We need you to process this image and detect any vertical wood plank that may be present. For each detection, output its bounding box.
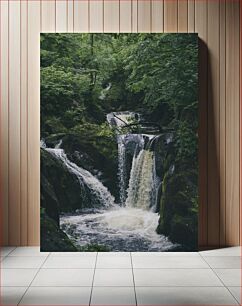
[41,0,56,32]
[138,0,151,32]
[120,0,132,32]
[178,0,188,32]
[164,0,178,32]
[225,0,240,246]
[74,0,89,32]
[90,0,103,32]
[104,0,119,32]
[188,0,195,33]
[151,0,164,33]
[56,0,67,32]
[195,0,208,247]
[28,0,40,246]
[67,0,74,32]
[9,0,21,246]
[132,0,138,33]
[0,0,9,245]
[207,0,220,246]
[20,0,28,245]
[219,0,226,246]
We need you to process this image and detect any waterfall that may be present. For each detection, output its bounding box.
[107,111,160,210]
[44,144,115,208]
[125,136,158,210]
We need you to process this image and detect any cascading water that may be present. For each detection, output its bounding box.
[42,141,115,208]
[42,112,175,251]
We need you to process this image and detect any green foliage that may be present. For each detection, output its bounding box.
[41,33,198,249]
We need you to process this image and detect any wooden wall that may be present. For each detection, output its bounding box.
[0,0,240,247]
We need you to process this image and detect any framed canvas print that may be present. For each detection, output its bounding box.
[40,33,198,252]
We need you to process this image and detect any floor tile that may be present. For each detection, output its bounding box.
[42,256,96,268]
[203,256,241,268]
[50,252,97,257]
[0,247,16,257]
[19,286,91,305]
[93,269,134,286]
[0,287,27,305]
[31,268,94,286]
[91,287,136,305]
[1,269,38,286]
[134,268,223,287]
[96,256,132,268]
[214,269,241,286]
[199,247,241,257]
[98,252,130,257]
[132,256,209,269]
[228,287,241,304]
[136,287,238,305]
[9,247,49,257]
[132,252,199,257]
[1,256,47,269]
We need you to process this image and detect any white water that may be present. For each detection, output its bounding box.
[61,206,174,251]
[45,146,115,208]
[42,112,175,251]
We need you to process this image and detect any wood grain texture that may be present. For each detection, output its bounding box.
[164,0,178,32]
[178,0,188,32]
[104,0,119,32]
[27,1,40,245]
[219,0,226,246]
[151,0,164,33]
[0,0,9,246]
[188,0,195,33]
[56,0,67,32]
[8,0,21,245]
[138,0,151,32]
[74,0,88,32]
[120,0,132,32]
[20,0,28,246]
[225,0,240,246]
[41,0,56,32]
[90,0,103,32]
[0,0,241,247]
[207,0,220,246]
[195,0,208,247]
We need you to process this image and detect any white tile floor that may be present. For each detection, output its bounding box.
[0,246,241,305]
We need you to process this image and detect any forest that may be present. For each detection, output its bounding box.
[40,33,198,252]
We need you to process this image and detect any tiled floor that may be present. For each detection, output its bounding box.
[0,246,241,305]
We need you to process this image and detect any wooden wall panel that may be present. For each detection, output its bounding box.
[120,0,132,32]
[225,0,240,246]
[164,0,178,32]
[219,0,226,246]
[104,0,119,32]
[90,1,103,32]
[27,1,40,245]
[151,0,164,33]
[0,0,240,247]
[138,0,151,32]
[74,0,88,32]
[207,0,220,246]
[41,0,56,32]
[0,0,9,246]
[20,0,28,245]
[178,0,188,32]
[8,0,21,245]
[195,0,208,247]
[56,0,67,32]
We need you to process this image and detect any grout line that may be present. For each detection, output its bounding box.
[226,286,241,305]
[17,252,51,306]
[198,252,240,301]
[130,251,138,306]
[89,251,98,306]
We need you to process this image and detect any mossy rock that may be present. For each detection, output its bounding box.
[41,212,77,252]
